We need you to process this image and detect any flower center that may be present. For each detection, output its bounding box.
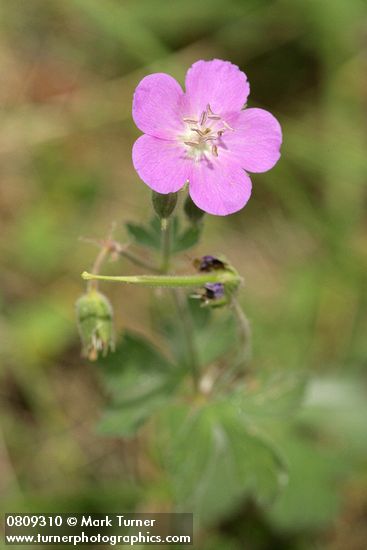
[180,104,233,161]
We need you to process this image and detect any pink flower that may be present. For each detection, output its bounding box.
[132,59,282,216]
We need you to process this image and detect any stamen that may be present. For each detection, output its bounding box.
[200,110,207,126]
[191,128,205,136]
[182,103,234,160]
[222,121,234,131]
[184,141,199,147]
[206,104,221,120]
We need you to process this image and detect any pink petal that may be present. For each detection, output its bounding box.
[184,59,250,117]
[132,73,185,139]
[188,157,252,216]
[225,108,282,173]
[132,135,191,194]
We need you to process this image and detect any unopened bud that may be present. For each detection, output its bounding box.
[192,255,241,307]
[152,191,178,220]
[184,195,205,225]
[75,290,115,361]
[191,282,228,308]
[194,255,228,272]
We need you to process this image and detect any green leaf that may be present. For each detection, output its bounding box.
[125,221,161,250]
[97,332,182,437]
[231,371,307,420]
[265,377,367,530]
[159,400,285,525]
[126,216,201,255]
[172,225,201,253]
[299,376,367,453]
[98,395,169,437]
[266,432,346,531]
[126,216,181,251]
[159,297,237,368]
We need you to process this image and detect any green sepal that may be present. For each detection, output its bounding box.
[152,191,178,219]
[184,194,205,225]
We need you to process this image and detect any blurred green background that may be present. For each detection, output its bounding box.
[1,0,367,548]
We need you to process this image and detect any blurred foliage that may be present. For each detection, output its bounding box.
[1,0,367,549]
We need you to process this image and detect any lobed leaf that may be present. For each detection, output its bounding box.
[97,332,183,437]
[159,400,286,526]
[159,297,237,369]
[126,216,201,254]
[172,225,202,253]
[265,432,346,531]
[230,371,307,420]
[125,221,161,250]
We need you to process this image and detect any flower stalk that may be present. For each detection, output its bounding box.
[160,218,171,273]
[88,243,111,291]
[232,296,252,362]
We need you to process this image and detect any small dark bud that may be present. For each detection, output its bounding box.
[191,282,228,308]
[152,191,178,219]
[184,195,205,224]
[204,282,225,300]
[192,255,241,307]
[75,290,115,361]
[194,255,227,272]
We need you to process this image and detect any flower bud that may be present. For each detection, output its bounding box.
[184,195,205,225]
[192,255,241,307]
[194,255,228,272]
[191,282,228,308]
[75,290,115,361]
[152,191,178,220]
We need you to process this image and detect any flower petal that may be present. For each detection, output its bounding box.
[185,59,250,117]
[132,135,191,194]
[225,108,282,173]
[188,157,252,216]
[132,73,184,139]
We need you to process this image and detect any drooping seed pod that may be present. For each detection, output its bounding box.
[75,290,115,361]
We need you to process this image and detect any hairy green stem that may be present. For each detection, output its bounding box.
[88,244,110,291]
[82,271,242,287]
[212,298,251,393]
[158,217,200,392]
[160,218,171,273]
[232,297,252,362]
[171,289,200,391]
